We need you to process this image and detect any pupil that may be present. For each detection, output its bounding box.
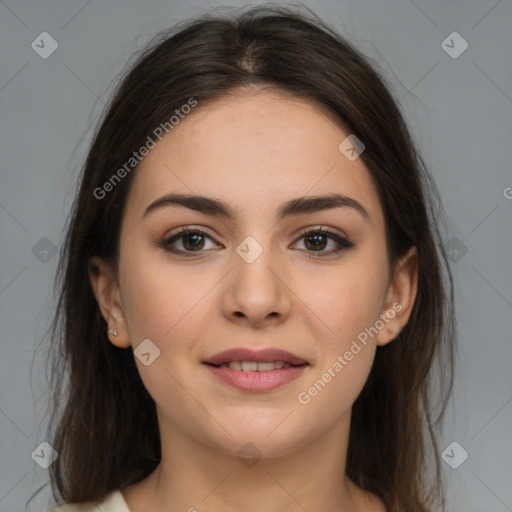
[184,234,204,250]
[305,234,326,251]
[181,233,329,252]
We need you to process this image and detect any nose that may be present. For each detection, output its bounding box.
[221,244,292,328]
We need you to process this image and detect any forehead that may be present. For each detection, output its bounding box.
[125,91,384,229]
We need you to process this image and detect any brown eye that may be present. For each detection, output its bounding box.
[294,228,354,257]
[180,232,206,251]
[303,232,329,251]
[161,227,219,256]
[159,226,354,258]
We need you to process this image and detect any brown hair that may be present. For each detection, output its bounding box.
[33,5,456,511]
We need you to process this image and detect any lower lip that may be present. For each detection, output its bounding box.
[203,364,308,392]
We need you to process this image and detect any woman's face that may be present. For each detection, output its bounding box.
[93,91,416,458]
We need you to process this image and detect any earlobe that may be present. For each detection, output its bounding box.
[88,256,131,349]
[376,246,418,347]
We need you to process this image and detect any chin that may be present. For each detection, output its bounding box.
[204,413,315,459]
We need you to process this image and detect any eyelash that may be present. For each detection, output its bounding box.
[159,225,354,258]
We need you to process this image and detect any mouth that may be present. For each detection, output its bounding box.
[204,360,308,371]
[202,347,310,392]
[203,347,308,367]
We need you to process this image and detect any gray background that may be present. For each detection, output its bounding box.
[1,0,511,510]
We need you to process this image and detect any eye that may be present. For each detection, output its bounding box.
[159,225,354,258]
[160,226,219,256]
[292,226,354,258]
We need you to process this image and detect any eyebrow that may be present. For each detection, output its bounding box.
[142,193,370,222]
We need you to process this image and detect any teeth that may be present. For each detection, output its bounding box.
[256,362,275,372]
[241,361,258,372]
[222,361,292,372]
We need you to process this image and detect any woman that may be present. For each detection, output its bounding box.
[40,5,456,512]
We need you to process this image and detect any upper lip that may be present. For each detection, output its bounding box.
[203,348,308,366]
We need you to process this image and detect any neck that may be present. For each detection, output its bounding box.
[122,408,384,512]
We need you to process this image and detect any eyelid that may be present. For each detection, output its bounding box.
[161,225,219,247]
[291,225,354,256]
[163,224,349,242]
[294,224,348,240]
[160,224,354,257]
[164,225,215,240]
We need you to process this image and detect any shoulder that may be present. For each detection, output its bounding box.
[46,489,130,512]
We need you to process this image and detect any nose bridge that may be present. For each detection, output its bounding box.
[225,232,291,323]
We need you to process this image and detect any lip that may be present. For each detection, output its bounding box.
[204,364,308,392]
[203,348,308,366]
[202,347,309,392]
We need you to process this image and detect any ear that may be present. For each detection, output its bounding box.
[376,246,418,347]
[88,256,131,349]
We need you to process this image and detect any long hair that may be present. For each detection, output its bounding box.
[37,5,455,511]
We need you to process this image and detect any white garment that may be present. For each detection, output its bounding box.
[46,489,130,512]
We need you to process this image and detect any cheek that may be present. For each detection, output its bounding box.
[295,256,387,406]
[118,241,210,344]
[118,251,208,402]
[304,255,388,345]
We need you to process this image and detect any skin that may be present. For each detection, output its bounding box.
[90,90,418,512]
